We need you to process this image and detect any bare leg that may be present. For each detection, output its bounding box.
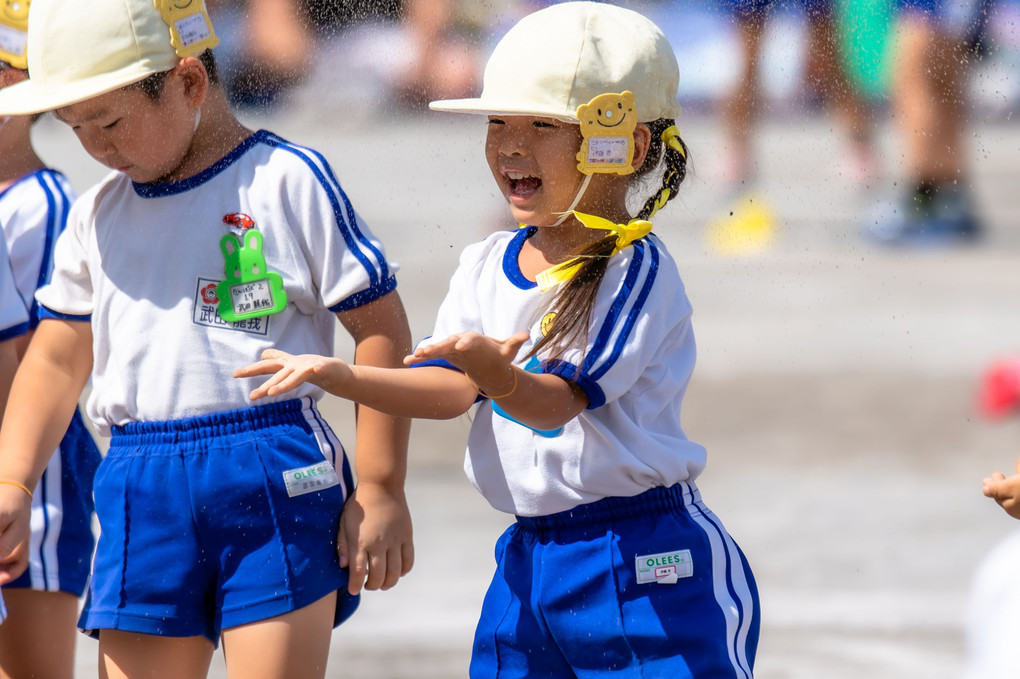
[99,631,215,679]
[865,11,978,245]
[722,10,768,183]
[0,589,78,679]
[893,15,969,185]
[804,10,876,145]
[221,592,336,679]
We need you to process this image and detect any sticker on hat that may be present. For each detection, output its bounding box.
[0,0,30,70]
[154,0,219,58]
[576,92,637,175]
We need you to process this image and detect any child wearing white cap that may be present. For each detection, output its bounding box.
[0,0,414,676]
[237,2,760,676]
[0,3,102,676]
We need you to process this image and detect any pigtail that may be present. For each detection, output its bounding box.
[636,119,689,220]
[529,119,690,368]
[527,236,617,367]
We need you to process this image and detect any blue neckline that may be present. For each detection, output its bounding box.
[502,226,538,290]
[131,130,269,198]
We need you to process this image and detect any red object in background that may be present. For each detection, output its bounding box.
[979,358,1020,418]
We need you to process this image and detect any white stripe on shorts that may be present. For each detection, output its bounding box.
[681,481,756,679]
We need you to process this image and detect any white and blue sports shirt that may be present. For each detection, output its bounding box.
[417,226,707,517]
[36,130,398,435]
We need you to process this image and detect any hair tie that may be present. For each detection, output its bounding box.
[571,211,652,254]
[661,125,686,159]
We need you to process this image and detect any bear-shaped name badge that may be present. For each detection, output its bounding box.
[216,229,287,323]
[0,0,29,70]
[575,91,637,176]
[154,0,219,58]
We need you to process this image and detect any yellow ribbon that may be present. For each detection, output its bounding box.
[661,125,686,159]
[534,212,652,292]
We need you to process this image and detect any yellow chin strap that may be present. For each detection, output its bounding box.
[535,211,653,292]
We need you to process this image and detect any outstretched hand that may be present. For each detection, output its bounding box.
[983,457,1020,520]
[405,331,529,390]
[234,349,349,401]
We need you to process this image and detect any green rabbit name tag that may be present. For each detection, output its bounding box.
[216,229,287,323]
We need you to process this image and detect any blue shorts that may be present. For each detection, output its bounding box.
[470,482,760,678]
[79,398,359,644]
[7,409,100,597]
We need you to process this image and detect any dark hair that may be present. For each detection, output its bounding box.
[130,49,219,100]
[527,118,690,366]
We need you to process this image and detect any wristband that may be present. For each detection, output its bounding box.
[0,480,32,500]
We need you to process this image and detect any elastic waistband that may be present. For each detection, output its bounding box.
[515,482,701,537]
[109,397,317,447]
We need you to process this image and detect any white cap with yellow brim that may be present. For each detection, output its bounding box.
[0,0,218,116]
[429,1,680,124]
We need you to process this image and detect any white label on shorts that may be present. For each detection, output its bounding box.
[635,549,693,584]
[283,461,339,497]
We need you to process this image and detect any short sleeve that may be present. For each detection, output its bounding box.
[277,148,398,314]
[540,236,695,409]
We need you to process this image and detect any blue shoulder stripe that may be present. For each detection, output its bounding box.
[31,170,74,327]
[582,237,660,381]
[261,133,390,289]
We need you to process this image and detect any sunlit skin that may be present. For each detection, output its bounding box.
[0,59,81,679]
[983,458,1020,520]
[232,116,653,435]
[51,57,248,185]
[484,114,649,273]
[0,51,413,679]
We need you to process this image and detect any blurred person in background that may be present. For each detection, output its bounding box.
[716,0,879,188]
[207,0,520,110]
[866,0,991,246]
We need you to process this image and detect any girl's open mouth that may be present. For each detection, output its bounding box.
[506,171,541,201]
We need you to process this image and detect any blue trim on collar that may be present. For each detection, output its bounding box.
[502,226,537,290]
[131,130,269,198]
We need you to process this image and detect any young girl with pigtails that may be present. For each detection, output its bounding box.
[237,2,760,676]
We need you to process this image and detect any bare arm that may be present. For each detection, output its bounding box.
[235,349,478,420]
[0,319,92,567]
[333,292,415,595]
[407,331,589,431]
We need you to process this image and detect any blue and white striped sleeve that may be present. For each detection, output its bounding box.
[541,236,695,409]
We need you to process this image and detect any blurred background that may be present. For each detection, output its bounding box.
[28,0,1020,676]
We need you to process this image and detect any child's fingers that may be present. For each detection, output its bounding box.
[233,358,281,378]
[337,521,349,568]
[347,548,368,596]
